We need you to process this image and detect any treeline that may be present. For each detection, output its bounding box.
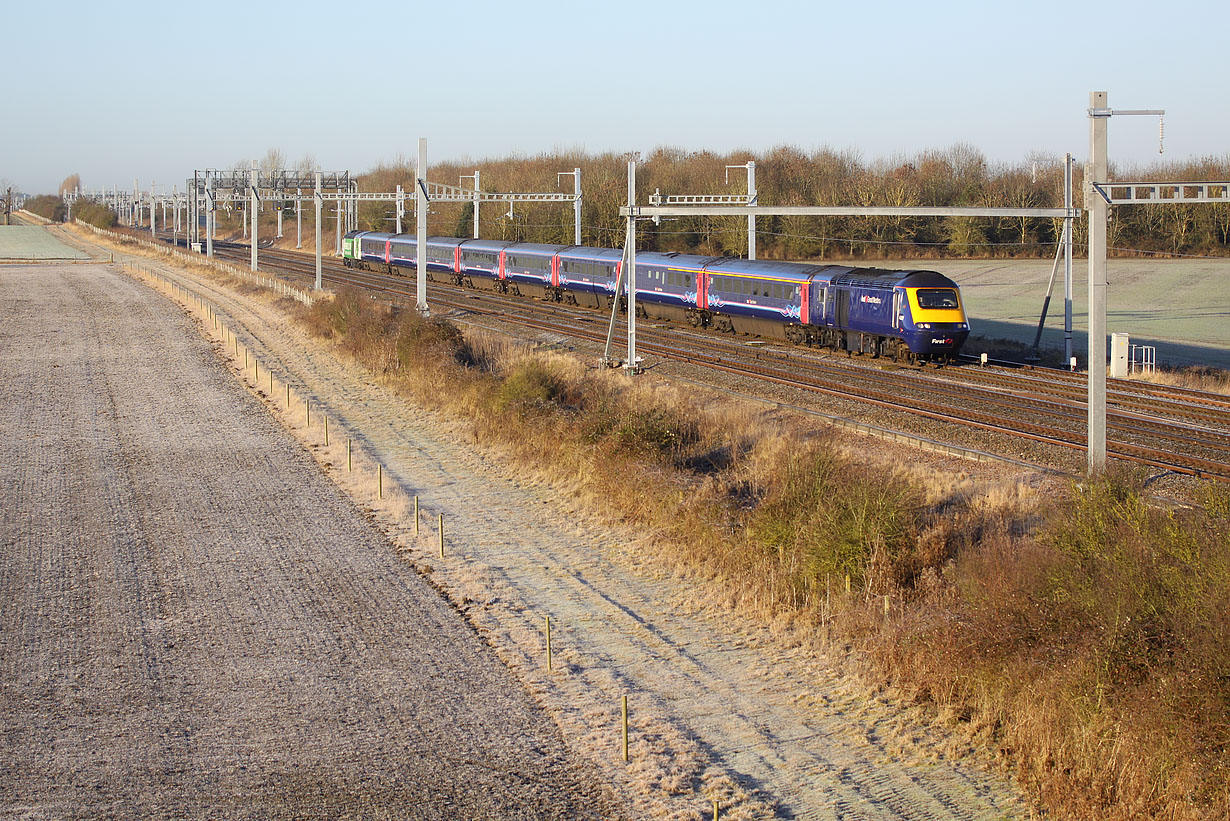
[357,145,1230,259]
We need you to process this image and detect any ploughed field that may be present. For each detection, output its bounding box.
[0,262,609,819]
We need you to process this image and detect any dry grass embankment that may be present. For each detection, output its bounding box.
[299,288,1229,821]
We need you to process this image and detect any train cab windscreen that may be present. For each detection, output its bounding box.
[916,288,960,309]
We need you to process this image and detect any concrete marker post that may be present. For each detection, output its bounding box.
[414,496,419,534]
[378,463,383,498]
[347,438,352,472]
[438,514,444,558]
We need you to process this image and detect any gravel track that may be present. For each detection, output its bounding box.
[0,261,612,819]
[72,230,1034,819]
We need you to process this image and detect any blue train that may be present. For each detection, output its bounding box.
[342,232,970,362]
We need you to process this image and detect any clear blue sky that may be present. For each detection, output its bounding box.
[3,0,1225,194]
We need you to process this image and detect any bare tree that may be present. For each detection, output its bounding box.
[59,173,81,197]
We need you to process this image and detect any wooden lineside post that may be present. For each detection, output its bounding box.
[286,381,290,407]
[347,438,352,472]
[546,615,553,672]
[324,415,329,447]
[713,799,719,821]
[254,358,258,382]
[438,514,444,558]
[621,695,629,762]
[305,399,310,427]
[378,463,383,498]
[269,369,273,395]
[414,495,419,535]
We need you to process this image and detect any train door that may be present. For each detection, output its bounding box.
[384,239,392,264]
[696,271,708,310]
[893,287,905,330]
[551,254,560,287]
[811,283,828,324]
[498,250,507,280]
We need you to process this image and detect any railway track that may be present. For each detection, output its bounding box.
[130,229,1230,481]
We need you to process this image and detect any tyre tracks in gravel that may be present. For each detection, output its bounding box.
[92,231,1030,820]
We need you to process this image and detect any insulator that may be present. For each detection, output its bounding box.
[1158,116,1165,154]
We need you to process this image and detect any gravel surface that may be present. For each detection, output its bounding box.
[0,262,612,819]
[69,231,1036,819]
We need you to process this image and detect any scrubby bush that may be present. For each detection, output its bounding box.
[74,201,116,228]
[874,470,1230,818]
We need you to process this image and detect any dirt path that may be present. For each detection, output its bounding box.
[69,227,1032,820]
[0,261,613,819]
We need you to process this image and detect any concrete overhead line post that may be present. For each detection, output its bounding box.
[557,168,582,246]
[250,164,260,272]
[1086,92,1111,474]
[416,137,429,315]
[460,171,479,238]
[206,172,215,258]
[315,171,323,291]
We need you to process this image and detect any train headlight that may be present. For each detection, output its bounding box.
[918,323,931,329]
